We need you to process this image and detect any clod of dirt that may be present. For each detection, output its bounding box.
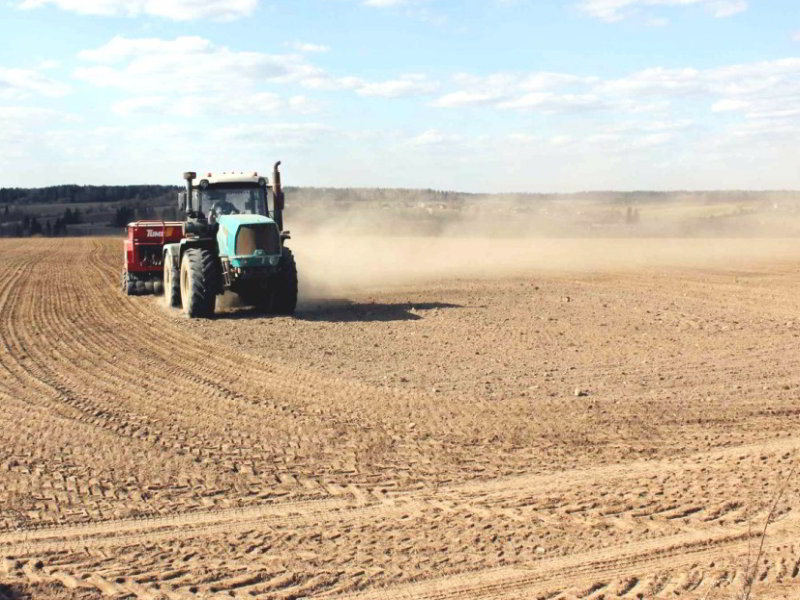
[574,388,589,397]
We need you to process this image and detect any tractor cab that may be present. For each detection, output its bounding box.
[193,173,270,223]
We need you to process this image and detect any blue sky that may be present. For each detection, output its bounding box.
[0,0,798,191]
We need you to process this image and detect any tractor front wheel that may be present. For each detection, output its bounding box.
[180,248,218,318]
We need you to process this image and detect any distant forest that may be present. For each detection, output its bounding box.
[0,184,179,206]
[0,185,181,237]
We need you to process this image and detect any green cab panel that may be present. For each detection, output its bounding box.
[216,215,282,267]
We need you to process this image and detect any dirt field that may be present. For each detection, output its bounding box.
[2,236,800,599]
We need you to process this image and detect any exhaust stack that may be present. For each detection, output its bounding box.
[183,171,196,213]
[272,161,284,231]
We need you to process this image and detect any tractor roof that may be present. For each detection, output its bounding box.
[195,172,268,187]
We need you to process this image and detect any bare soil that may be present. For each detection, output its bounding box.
[1,237,800,599]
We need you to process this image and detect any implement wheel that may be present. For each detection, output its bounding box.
[180,248,217,318]
[164,255,181,308]
[121,270,135,296]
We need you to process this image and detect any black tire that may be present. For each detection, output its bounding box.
[163,255,181,307]
[180,248,218,318]
[271,247,298,315]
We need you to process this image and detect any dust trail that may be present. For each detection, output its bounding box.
[292,236,800,301]
[285,189,800,301]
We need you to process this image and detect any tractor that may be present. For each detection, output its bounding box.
[159,162,297,318]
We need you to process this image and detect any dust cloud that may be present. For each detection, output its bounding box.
[282,189,800,301]
[292,235,800,301]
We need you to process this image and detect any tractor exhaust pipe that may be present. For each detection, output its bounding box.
[183,171,196,213]
[272,161,284,231]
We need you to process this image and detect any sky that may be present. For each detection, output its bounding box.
[0,0,798,192]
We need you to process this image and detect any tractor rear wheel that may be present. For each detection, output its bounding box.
[180,248,218,318]
[271,248,298,315]
[163,255,180,307]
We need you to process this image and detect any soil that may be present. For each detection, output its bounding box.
[1,236,799,599]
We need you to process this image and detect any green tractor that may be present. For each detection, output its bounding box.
[162,162,297,318]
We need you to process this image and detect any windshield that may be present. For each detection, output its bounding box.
[199,187,267,219]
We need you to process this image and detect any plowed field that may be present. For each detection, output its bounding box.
[2,237,800,600]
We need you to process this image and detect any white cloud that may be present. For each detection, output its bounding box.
[0,66,70,99]
[360,0,445,24]
[597,67,704,96]
[431,90,506,107]
[431,71,593,108]
[0,105,75,123]
[18,0,257,20]
[430,58,800,123]
[497,92,608,112]
[287,41,330,53]
[76,36,328,94]
[214,123,336,149]
[77,36,438,112]
[577,0,747,22]
[363,0,411,6]
[111,92,318,118]
[792,31,800,42]
[408,129,463,147]
[357,74,438,97]
[0,106,78,160]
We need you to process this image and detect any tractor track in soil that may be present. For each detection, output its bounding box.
[2,237,800,599]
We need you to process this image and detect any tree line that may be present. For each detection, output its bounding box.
[0,185,179,206]
[0,206,83,237]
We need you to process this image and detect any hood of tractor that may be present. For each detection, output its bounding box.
[216,214,282,268]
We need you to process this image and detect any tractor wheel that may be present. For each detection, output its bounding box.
[163,252,181,307]
[180,248,218,318]
[271,248,298,315]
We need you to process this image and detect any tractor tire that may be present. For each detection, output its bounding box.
[180,248,218,318]
[163,253,181,308]
[121,270,135,296]
[271,248,298,315]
